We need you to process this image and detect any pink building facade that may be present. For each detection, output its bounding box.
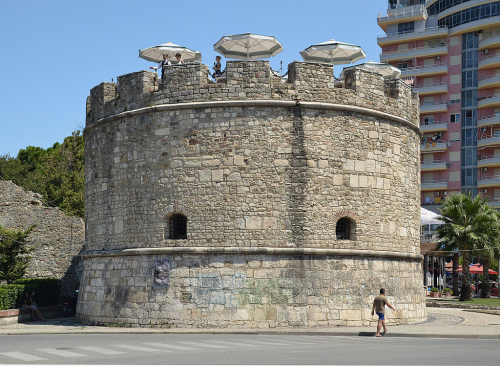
[378,0,500,209]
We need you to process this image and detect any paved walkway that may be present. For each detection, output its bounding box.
[1,308,499,338]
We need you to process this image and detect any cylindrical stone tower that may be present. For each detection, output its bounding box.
[79,60,425,328]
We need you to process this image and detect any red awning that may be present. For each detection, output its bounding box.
[456,263,498,275]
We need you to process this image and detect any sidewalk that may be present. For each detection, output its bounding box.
[1,307,499,339]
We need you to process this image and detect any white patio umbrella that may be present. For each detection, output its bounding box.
[356,61,401,79]
[139,42,202,64]
[421,207,445,225]
[213,33,283,60]
[299,39,366,65]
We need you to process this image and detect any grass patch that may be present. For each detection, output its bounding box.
[461,298,500,306]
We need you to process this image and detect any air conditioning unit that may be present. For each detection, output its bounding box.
[443,192,447,196]
[435,56,441,60]
[482,49,489,55]
[481,189,488,194]
[434,192,441,197]
[481,167,488,172]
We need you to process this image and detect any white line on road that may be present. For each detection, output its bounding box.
[143,343,199,351]
[77,346,126,355]
[0,352,47,362]
[112,344,171,353]
[38,348,87,358]
[177,341,231,349]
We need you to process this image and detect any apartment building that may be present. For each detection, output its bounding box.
[378,0,500,209]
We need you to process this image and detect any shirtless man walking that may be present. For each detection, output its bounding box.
[371,288,395,337]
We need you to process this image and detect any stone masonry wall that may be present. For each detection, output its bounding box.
[0,180,84,296]
[81,60,424,327]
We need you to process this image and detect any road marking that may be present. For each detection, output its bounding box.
[242,340,290,346]
[177,341,231,349]
[143,343,199,351]
[0,352,47,361]
[77,346,126,355]
[206,340,262,347]
[38,348,87,358]
[113,344,170,353]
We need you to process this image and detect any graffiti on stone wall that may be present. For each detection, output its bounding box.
[153,259,170,288]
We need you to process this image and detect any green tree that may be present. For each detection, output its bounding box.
[0,225,36,284]
[479,210,500,299]
[435,194,500,301]
[0,131,84,218]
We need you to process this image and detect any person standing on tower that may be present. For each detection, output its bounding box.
[150,54,171,84]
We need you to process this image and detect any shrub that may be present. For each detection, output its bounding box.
[0,284,24,310]
[13,278,60,307]
[430,287,439,292]
[443,287,453,294]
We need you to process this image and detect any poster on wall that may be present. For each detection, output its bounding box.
[153,259,170,289]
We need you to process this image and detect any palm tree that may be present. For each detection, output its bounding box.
[435,194,499,301]
[479,210,500,298]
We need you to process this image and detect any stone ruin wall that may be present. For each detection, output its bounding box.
[79,61,425,328]
[0,180,84,296]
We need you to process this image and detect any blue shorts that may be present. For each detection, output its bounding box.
[376,312,385,320]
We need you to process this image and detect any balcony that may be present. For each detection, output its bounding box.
[478,94,500,109]
[401,63,448,78]
[489,198,500,208]
[421,160,449,171]
[477,135,500,149]
[479,54,500,70]
[479,35,500,51]
[380,45,448,63]
[449,15,500,36]
[421,179,448,191]
[478,74,500,89]
[421,140,448,153]
[420,101,448,114]
[477,175,500,188]
[478,154,500,168]
[377,26,448,46]
[420,120,448,133]
[477,114,500,129]
[413,82,448,96]
[377,4,428,31]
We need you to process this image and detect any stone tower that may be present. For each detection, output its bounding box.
[79,60,425,327]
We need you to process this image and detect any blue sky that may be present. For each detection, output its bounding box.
[0,0,389,157]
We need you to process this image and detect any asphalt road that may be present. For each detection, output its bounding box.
[0,333,498,365]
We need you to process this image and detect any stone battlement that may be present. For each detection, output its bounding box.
[86,61,419,129]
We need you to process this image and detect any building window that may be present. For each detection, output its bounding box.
[398,21,415,34]
[168,214,187,239]
[450,114,460,123]
[398,62,409,70]
[336,217,352,240]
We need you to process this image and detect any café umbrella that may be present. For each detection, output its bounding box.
[214,33,283,60]
[299,39,366,65]
[139,42,202,64]
[457,264,499,275]
[356,61,401,79]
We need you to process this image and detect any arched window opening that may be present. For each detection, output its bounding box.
[336,217,351,240]
[169,214,187,239]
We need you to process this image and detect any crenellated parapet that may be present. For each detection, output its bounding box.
[86,60,419,130]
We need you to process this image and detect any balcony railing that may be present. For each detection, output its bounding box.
[478,93,500,108]
[378,26,448,39]
[421,120,447,126]
[421,159,448,165]
[378,4,427,22]
[381,45,447,56]
[400,63,448,73]
[478,175,500,182]
[478,135,500,148]
[478,114,500,128]
[479,154,500,161]
[415,82,448,89]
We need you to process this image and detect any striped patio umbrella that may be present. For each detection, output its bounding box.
[139,42,202,64]
[214,33,283,61]
[299,39,366,65]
